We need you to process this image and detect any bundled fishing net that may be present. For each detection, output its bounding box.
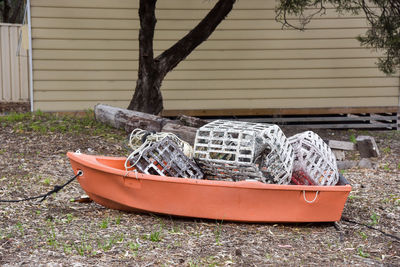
[288,131,339,186]
[125,129,202,179]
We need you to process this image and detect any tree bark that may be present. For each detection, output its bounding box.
[127,0,236,115]
[127,0,162,114]
[2,0,11,23]
[94,104,169,133]
[156,0,236,73]
[161,123,198,146]
[94,104,199,144]
[9,0,23,23]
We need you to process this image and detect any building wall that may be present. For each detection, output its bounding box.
[30,0,400,113]
[0,23,29,103]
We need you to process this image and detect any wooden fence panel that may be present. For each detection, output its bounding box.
[0,23,29,103]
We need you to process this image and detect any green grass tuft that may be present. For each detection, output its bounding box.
[0,110,124,140]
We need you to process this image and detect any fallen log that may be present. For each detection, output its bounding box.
[161,123,197,145]
[94,104,175,133]
[177,115,209,128]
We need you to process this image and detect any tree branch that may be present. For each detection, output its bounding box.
[275,0,326,30]
[155,0,236,74]
[138,0,157,70]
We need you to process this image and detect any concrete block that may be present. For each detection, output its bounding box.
[356,136,380,158]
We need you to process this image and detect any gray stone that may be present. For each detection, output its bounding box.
[332,149,346,161]
[358,158,373,169]
[356,135,380,158]
[328,140,356,151]
[336,160,357,170]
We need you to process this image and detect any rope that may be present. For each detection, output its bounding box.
[0,171,83,203]
[302,190,319,203]
[125,128,194,171]
[341,217,400,242]
[128,128,193,157]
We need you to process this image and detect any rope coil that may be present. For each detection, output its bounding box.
[125,128,194,171]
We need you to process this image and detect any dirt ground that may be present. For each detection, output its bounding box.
[0,113,399,266]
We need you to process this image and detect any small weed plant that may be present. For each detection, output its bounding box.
[74,241,94,256]
[99,218,109,229]
[128,241,140,251]
[348,195,358,200]
[42,177,51,186]
[149,231,162,242]
[357,247,370,258]
[382,147,391,154]
[359,231,368,240]
[383,164,390,172]
[214,220,223,245]
[65,213,74,224]
[46,226,58,248]
[99,238,115,251]
[115,216,121,225]
[382,194,400,205]
[63,243,73,254]
[349,134,357,144]
[369,212,380,226]
[16,221,25,235]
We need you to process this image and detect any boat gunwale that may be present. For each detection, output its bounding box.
[67,152,352,192]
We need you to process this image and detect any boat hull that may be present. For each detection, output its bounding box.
[67,152,351,223]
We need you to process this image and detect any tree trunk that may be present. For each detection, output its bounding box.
[127,0,236,115]
[9,0,23,23]
[2,0,11,23]
[127,65,164,115]
[127,0,164,114]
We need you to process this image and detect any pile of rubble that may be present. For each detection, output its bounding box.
[328,136,380,170]
[125,120,340,186]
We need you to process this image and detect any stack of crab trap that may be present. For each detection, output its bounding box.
[124,120,339,186]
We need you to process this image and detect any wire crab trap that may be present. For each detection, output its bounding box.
[288,131,339,186]
[261,125,295,184]
[193,120,294,184]
[125,136,203,179]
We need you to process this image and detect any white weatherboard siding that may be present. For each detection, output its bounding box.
[30,0,400,113]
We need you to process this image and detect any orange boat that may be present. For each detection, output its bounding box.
[67,152,351,223]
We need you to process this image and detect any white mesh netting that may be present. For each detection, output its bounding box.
[288,131,339,186]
